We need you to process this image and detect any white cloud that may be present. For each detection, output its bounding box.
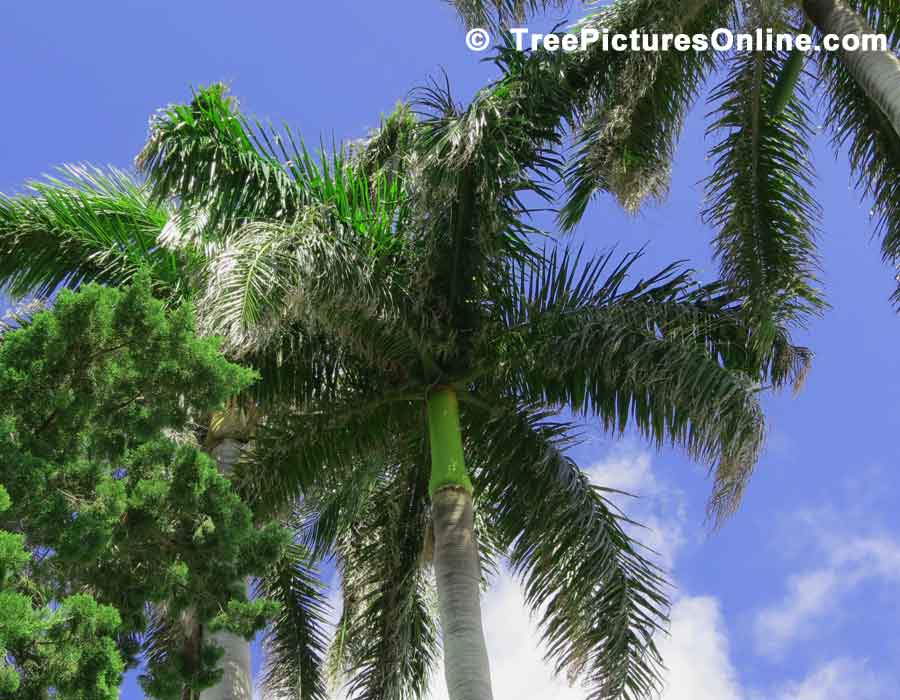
[585,449,743,700]
[753,568,842,655]
[778,657,890,700]
[432,448,898,700]
[753,529,900,656]
[586,450,744,699]
[423,563,892,700]
[430,579,744,700]
[430,573,585,700]
[657,596,742,700]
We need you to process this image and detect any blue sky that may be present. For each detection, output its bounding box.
[3,1,900,698]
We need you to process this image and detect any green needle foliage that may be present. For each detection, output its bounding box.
[0,279,289,698]
[0,485,125,700]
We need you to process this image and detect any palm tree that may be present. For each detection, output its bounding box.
[127,81,810,700]
[1,76,807,699]
[449,0,900,318]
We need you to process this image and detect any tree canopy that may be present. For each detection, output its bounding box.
[0,279,288,698]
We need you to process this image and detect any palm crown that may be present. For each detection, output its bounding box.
[1,74,808,700]
[135,77,809,700]
[451,0,900,328]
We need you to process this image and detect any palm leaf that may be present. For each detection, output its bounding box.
[139,604,215,699]
[351,103,418,186]
[240,323,357,409]
[465,402,667,700]
[0,165,184,299]
[332,458,439,700]
[490,246,771,519]
[448,0,572,29]
[408,58,568,349]
[561,0,733,224]
[0,297,48,335]
[257,543,330,700]
[137,84,405,249]
[137,85,303,234]
[237,399,419,520]
[703,47,825,336]
[194,218,416,367]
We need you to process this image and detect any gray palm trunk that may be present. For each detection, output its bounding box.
[804,0,900,134]
[432,486,494,700]
[199,437,254,700]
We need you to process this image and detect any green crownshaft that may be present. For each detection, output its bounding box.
[426,388,473,496]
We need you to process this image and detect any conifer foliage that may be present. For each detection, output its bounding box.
[0,279,287,698]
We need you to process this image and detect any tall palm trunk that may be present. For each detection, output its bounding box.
[199,437,254,700]
[804,0,900,134]
[427,388,493,700]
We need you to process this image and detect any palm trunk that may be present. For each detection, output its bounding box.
[804,0,900,134]
[198,437,254,700]
[197,628,252,700]
[427,388,493,700]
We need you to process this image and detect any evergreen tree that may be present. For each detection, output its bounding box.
[0,279,287,698]
[0,484,124,700]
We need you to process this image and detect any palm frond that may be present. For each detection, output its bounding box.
[352,103,419,184]
[847,0,900,40]
[139,604,211,699]
[561,0,732,224]
[258,543,330,700]
[0,165,184,299]
[297,453,392,563]
[448,0,572,29]
[137,85,405,248]
[491,247,770,520]
[703,48,825,335]
[195,218,417,369]
[332,458,439,700]
[137,84,303,234]
[816,22,900,305]
[0,297,48,335]
[496,244,810,387]
[408,54,569,350]
[237,399,419,519]
[240,323,356,409]
[415,56,567,190]
[465,402,667,700]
